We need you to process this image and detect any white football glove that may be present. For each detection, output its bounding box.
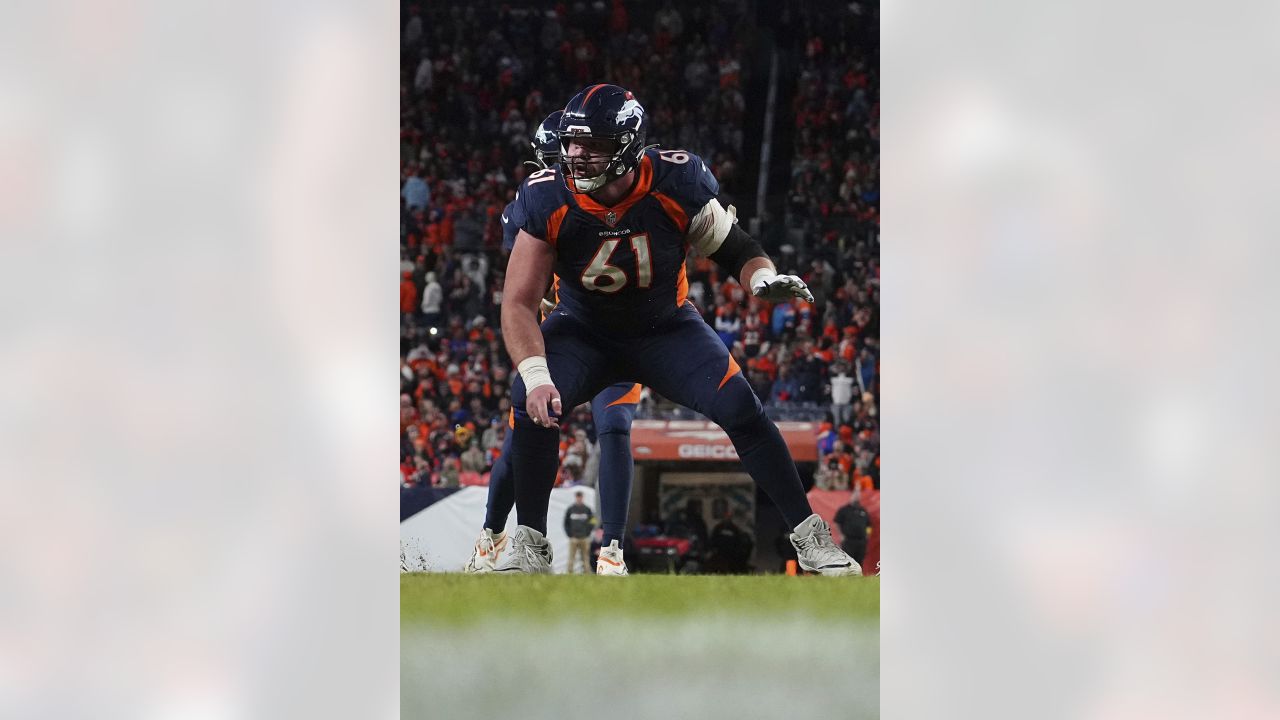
[751,270,814,303]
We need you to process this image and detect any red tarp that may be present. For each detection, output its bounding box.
[630,420,819,463]
[807,487,880,575]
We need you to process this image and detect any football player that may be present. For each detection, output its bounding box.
[463,109,636,575]
[497,84,860,576]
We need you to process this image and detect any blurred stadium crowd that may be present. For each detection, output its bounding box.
[399,0,878,492]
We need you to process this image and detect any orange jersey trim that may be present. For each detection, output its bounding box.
[546,205,569,248]
[676,260,689,307]
[606,384,643,407]
[651,191,689,233]
[655,190,692,307]
[572,156,653,225]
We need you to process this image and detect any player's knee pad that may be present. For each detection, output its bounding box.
[595,403,635,437]
[707,374,765,432]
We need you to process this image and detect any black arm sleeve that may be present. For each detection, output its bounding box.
[707,223,766,279]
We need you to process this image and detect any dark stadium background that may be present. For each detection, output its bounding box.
[400,0,878,571]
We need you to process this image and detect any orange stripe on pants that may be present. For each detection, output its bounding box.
[607,384,643,407]
[718,355,741,390]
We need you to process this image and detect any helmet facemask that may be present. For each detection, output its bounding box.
[559,130,642,194]
[531,143,561,170]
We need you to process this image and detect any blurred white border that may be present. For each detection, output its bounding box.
[885,0,1280,717]
[0,1,399,718]
[8,0,1278,716]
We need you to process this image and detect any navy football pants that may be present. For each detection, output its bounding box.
[484,382,637,546]
[509,303,813,536]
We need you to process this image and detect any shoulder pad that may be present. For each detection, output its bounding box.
[647,148,720,216]
[512,167,570,242]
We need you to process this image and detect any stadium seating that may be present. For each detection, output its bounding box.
[400,0,878,490]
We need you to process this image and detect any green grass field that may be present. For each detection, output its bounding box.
[401,574,879,719]
[402,572,879,624]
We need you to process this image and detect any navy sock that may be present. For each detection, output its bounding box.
[596,429,633,546]
[482,430,516,533]
[714,376,813,528]
[508,418,561,536]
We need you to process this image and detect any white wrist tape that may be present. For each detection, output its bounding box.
[517,356,554,391]
[750,268,777,289]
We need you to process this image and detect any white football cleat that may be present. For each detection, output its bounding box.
[462,528,507,573]
[595,540,629,576]
[790,514,862,576]
[493,526,553,574]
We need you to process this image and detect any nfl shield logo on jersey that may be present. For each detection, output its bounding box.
[606,210,617,227]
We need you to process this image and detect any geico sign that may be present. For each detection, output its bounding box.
[677,444,738,459]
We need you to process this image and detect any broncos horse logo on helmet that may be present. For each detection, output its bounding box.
[614,98,644,124]
[558,84,647,194]
[530,110,563,170]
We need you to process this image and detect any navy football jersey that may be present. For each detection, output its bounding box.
[500,193,526,253]
[503,190,562,308]
[508,147,722,337]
